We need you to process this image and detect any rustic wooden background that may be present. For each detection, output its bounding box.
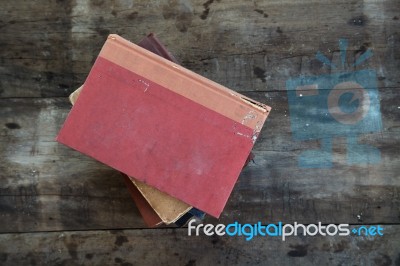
[0,0,399,265]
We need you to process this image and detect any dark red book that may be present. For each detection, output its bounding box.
[57,34,271,217]
[122,174,162,227]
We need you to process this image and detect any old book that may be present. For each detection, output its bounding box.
[57,34,271,217]
[128,177,192,223]
[70,85,192,225]
[122,174,162,227]
[69,34,195,225]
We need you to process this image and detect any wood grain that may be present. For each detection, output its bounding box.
[0,226,398,266]
[0,0,399,97]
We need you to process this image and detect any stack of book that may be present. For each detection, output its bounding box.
[57,33,271,227]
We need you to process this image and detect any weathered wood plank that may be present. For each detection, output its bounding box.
[0,88,398,232]
[0,0,399,97]
[0,101,149,232]
[0,225,399,266]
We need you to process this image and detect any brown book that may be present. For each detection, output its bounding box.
[122,175,162,227]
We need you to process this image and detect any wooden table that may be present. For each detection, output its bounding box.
[0,0,399,265]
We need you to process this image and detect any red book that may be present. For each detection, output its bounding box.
[57,34,271,217]
[69,33,193,226]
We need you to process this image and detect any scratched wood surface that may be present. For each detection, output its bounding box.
[0,226,399,266]
[0,0,399,265]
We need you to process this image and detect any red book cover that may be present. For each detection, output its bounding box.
[71,85,191,225]
[69,34,193,226]
[57,34,271,218]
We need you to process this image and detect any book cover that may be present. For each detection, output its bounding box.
[70,85,192,225]
[122,174,162,227]
[57,34,271,217]
[69,34,195,225]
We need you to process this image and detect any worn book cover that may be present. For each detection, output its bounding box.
[57,34,271,217]
[71,85,192,225]
[122,174,162,227]
[69,34,194,226]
